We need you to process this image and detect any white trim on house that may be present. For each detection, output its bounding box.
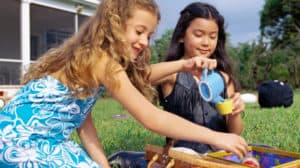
[21,0,31,73]
[0,0,99,85]
[30,0,98,16]
[0,59,23,63]
[19,0,98,73]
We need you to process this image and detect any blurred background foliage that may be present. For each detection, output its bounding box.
[150,0,300,90]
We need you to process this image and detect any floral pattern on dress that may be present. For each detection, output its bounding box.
[0,76,103,167]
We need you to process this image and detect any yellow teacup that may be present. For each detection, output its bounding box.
[216,99,233,115]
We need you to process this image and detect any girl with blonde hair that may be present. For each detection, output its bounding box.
[0,0,248,167]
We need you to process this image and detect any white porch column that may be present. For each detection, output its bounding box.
[74,4,83,33]
[74,12,78,33]
[20,0,31,74]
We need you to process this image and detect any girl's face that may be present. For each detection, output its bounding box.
[125,9,158,60]
[181,18,218,59]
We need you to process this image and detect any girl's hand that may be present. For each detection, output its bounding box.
[231,92,245,115]
[213,132,248,158]
[182,57,217,77]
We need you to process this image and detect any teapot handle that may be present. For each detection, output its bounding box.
[202,68,208,79]
[202,68,215,79]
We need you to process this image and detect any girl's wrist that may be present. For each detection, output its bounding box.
[180,59,189,72]
[228,113,241,120]
[178,59,185,72]
[203,128,220,145]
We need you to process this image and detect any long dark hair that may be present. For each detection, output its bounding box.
[165,2,239,90]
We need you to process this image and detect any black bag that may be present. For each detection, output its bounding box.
[258,80,293,108]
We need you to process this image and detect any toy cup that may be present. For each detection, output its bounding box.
[216,99,233,115]
[199,69,225,103]
[242,157,260,168]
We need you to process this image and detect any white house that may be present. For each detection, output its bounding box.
[0,0,99,85]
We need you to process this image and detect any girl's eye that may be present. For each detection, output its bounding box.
[210,33,217,39]
[195,33,203,38]
[136,30,144,35]
[210,36,217,39]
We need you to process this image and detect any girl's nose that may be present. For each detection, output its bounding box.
[139,35,149,48]
[201,36,209,46]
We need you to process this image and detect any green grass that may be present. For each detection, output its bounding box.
[71,89,300,156]
[242,89,300,152]
[70,98,164,156]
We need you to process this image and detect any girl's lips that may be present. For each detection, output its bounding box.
[131,47,142,59]
[134,48,141,55]
[198,49,210,54]
[200,49,209,52]
[132,46,141,53]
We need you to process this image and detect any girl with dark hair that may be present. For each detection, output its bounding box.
[158,2,245,154]
[0,0,247,167]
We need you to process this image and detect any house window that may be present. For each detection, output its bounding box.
[31,35,39,60]
[46,30,71,49]
[0,62,21,85]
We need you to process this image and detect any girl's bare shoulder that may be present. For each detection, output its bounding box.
[94,53,123,83]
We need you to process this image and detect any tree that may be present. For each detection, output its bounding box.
[260,0,300,87]
[150,29,173,63]
[229,39,269,90]
[260,0,300,48]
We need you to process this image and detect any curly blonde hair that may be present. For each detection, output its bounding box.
[21,0,160,102]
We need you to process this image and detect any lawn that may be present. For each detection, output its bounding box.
[242,89,300,152]
[71,89,300,156]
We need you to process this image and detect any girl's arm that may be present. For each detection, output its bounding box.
[77,112,111,168]
[100,66,248,157]
[150,59,185,85]
[223,73,245,134]
[150,57,217,85]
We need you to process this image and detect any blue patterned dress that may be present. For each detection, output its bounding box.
[0,76,103,168]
